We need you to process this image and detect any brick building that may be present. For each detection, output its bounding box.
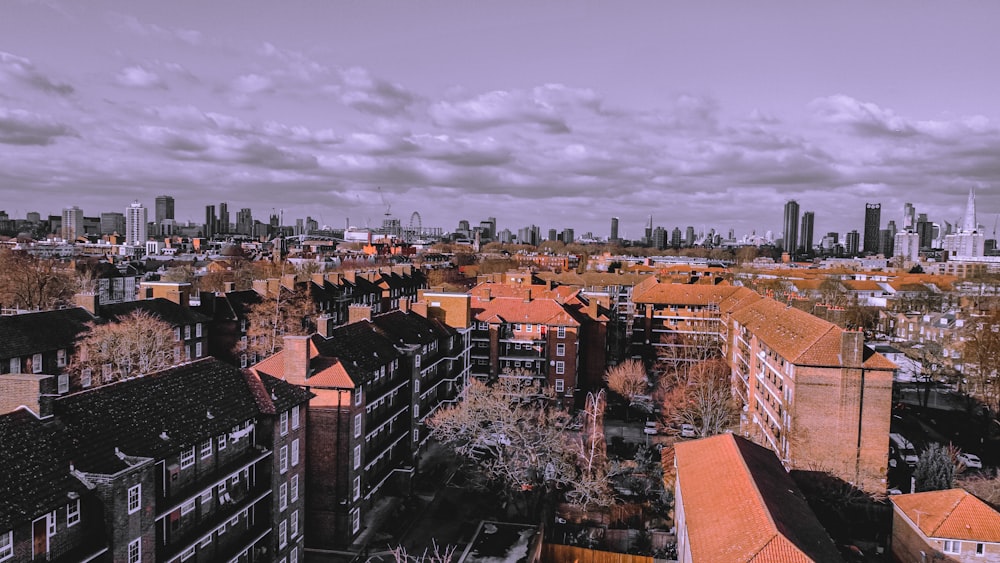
[251,296,471,548]
[891,489,1000,562]
[0,357,310,563]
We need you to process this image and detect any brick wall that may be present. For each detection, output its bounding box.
[306,395,351,548]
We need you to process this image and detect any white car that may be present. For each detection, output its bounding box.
[643,421,658,435]
[680,424,696,438]
[958,452,983,469]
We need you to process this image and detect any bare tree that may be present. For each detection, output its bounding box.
[603,359,649,404]
[661,357,739,438]
[566,390,614,508]
[389,542,457,563]
[244,283,315,359]
[428,378,606,515]
[963,311,1000,413]
[70,310,175,384]
[958,471,1000,506]
[0,250,77,311]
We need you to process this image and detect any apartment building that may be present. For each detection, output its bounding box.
[0,308,93,381]
[251,298,471,548]
[0,357,311,563]
[632,278,896,492]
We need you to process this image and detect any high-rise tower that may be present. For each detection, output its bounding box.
[125,201,147,246]
[800,211,815,255]
[863,203,881,254]
[783,200,800,257]
[610,217,619,243]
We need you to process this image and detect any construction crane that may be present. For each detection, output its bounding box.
[377,186,391,218]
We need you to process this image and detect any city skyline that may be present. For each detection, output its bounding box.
[3,1,1000,239]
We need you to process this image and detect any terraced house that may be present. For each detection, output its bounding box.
[0,357,311,563]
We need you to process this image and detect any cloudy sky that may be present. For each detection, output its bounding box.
[3,0,1000,241]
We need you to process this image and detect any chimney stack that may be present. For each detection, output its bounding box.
[841,329,864,367]
[316,314,333,339]
[74,292,100,315]
[283,335,311,385]
[349,304,372,324]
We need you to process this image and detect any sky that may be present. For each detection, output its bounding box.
[3,0,1000,242]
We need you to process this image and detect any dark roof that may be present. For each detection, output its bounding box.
[0,307,95,359]
[99,298,211,326]
[257,371,314,414]
[221,290,263,320]
[311,320,402,380]
[370,310,453,347]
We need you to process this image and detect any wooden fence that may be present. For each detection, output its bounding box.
[541,544,656,563]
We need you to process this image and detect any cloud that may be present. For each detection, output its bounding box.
[429,84,605,133]
[809,94,916,137]
[131,124,319,171]
[107,13,203,46]
[335,67,417,116]
[0,51,73,95]
[0,107,76,145]
[115,65,167,89]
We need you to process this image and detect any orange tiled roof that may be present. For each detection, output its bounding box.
[251,341,355,389]
[472,296,581,326]
[632,282,744,306]
[841,279,882,291]
[892,489,1000,542]
[673,434,841,562]
[731,299,839,365]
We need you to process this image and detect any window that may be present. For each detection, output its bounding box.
[291,405,300,429]
[195,342,202,358]
[67,499,80,527]
[0,530,10,561]
[199,489,212,505]
[977,543,985,555]
[180,447,195,469]
[290,546,298,563]
[184,325,191,339]
[128,484,141,514]
[218,434,227,451]
[354,388,362,406]
[414,379,419,393]
[58,374,69,394]
[240,354,248,368]
[30,353,42,373]
[513,323,521,331]
[279,519,287,548]
[555,379,565,393]
[280,411,289,436]
[181,546,195,561]
[200,440,212,459]
[526,324,532,333]
[181,499,195,515]
[353,476,361,501]
[128,538,141,563]
[556,343,565,357]
[57,349,66,367]
[557,326,566,338]
[174,327,181,342]
[290,475,299,502]
[291,510,299,538]
[478,322,487,330]
[291,439,299,466]
[228,515,238,527]
[280,446,288,473]
[414,404,419,419]
[943,540,961,554]
[185,345,191,361]
[555,361,565,375]
[81,368,92,388]
[280,483,288,511]
[218,522,226,535]
[46,510,55,536]
[351,508,361,534]
[354,445,361,470]
[9,358,19,373]
[196,323,203,337]
[354,413,362,438]
[413,428,420,442]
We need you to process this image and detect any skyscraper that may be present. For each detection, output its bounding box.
[62,205,84,241]
[218,202,230,235]
[846,230,860,256]
[863,203,881,254]
[205,205,216,238]
[610,217,619,243]
[155,195,174,225]
[783,200,800,257]
[800,211,815,255]
[125,201,147,246]
[236,208,254,235]
[902,202,915,231]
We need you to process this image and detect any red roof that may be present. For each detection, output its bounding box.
[892,489,1000,542]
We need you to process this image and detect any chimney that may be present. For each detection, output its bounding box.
[523,288,532,303]
[0,374,55,418]
[316,314,333,339]
[283,335,311,385]
[74,292,100,315]
[252,279,268,297]
[411,301,428,318]
[281,273,297,291]
[311,272,326,287]
[343,270,357,284]
[841,329,864,368]
[399,297,410,313]
[223,281,236,293]
[349,304,372,324]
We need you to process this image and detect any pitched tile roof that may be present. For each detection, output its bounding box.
[311,320,402,380]
[99,297,211,326]
[472,296,581,326]
[251,344,356,390]
[632,282,745,306]
[892,489,1000,542]
[674,434,842,562]
[0,307,95,359]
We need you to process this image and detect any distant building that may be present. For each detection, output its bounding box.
[100,212,125,236]
[154,195,174,235]
[610,216,619,243]
[891,489,1000,562]
[800,211,815,255]
[61,205,83,241]
[125,201,147,246]
[864,203,881,254]
[846,229,860,256]
[783,200,800,256]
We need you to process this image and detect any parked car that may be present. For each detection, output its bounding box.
[958,452,983,469]
[680,424,696,438]
[643,421,658,435]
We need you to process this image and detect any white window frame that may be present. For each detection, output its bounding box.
[291,475,299,502]
[181,499,195,516]
[557,326,566,338]
[555,361,565,375]
[184,325,191,339]
[354,388,362,406]
[0,530,12,561]
[181,546,195,561]
[198,534,211,549]
[58,374,69,394]
[174,327,181,342]
[218,434,227,451]
[291,510,299,539]
[280,483,288,511]
[200,440,212,459]
[943,540,961,554]
[555,379,565,393]
[413,428,420,442]
[291,405,300,430]
[67,499,80,527]
[180,447,195,469]
[354,445,361,470]
[353,476,361,501]
[199,489,212,506]
[351,508,361,534]
[354,413,362,438]
[128,484,141,514]
[291,547,298,563]
[291,439,299,466]
[9,358,19,373]
[279,519,288,548]
[556,343,565,357]
[280,445,288,474]
[128,538,141,563]
[195,341,202,358]
[81,368,92,388]
[57,349,67,367]
[526,324,532,333]
[280,411,289,436]
[196,323,203,337]
[976,542,985,555]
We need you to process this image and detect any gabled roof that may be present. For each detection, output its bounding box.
[472,296,581,326]
[252,342,356,390]
[730,299,841,366]
[371,310,455,347]
[892,488,1000,542]
[632,282,744,306]
[99,298,211,326]
[312,320,402,380]
[673,434,842,563]
[0,307,95,359]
